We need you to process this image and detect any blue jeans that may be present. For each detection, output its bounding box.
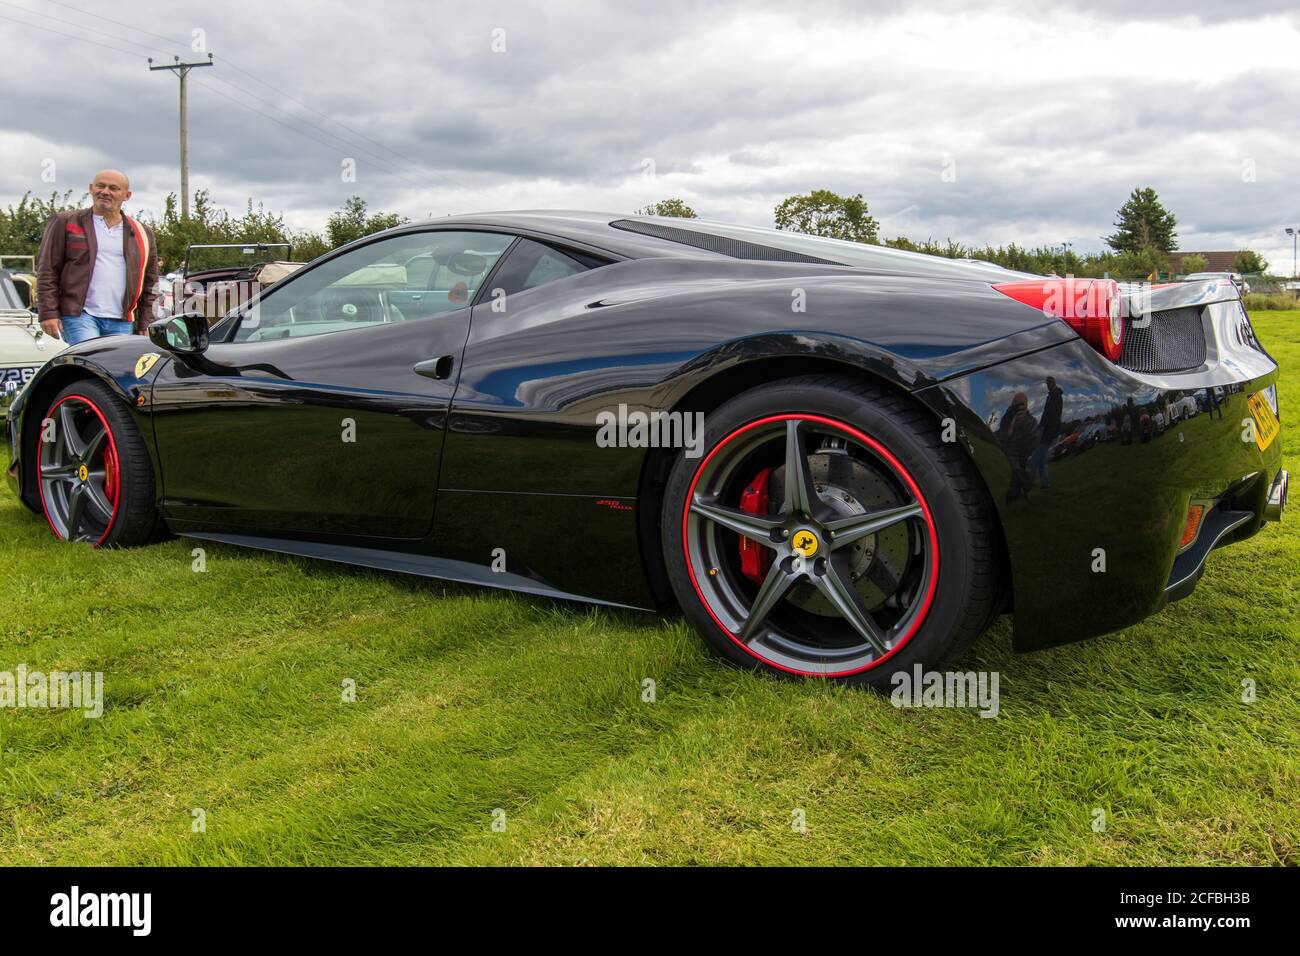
[62,311,133,345]
[1029,441,1051,488]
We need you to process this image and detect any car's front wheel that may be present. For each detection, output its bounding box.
[661,375,1001,690]
[36,379,161,547]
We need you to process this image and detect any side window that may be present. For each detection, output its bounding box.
[523,249,584,290]
[231,231,513,343]
[488,239,603,298]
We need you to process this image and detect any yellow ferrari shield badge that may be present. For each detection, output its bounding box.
[135,353,160,379]
[792,529,820,557]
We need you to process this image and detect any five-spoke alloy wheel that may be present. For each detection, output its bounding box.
[35,380,160,548]
[662,376,1000,688]
[38,394,121,544]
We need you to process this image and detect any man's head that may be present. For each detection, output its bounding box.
[1045,376,1057,390]
[90,169,131,217]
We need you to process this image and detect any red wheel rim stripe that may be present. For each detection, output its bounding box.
[681,413,940,677]
[36,394,122,547]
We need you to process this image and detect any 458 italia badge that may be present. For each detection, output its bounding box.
[134,353,160,379]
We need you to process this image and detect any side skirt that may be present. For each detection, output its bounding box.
[179,531,653,612]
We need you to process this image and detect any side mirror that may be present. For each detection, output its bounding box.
[148,311,209,355]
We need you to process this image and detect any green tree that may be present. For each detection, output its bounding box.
[1106,187,1178,254]
[1233,249,1268,274]
[0,190,85,257]
[1180,253,1208,274]
[326,196,409,248]
[140,191,297,270]
[291,231,331,262]
[774,189,879,243]
[883,236,919,252]
[882,230,1176,280]
[636,198,697,218]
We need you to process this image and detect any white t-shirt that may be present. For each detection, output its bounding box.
[84,214,127,318]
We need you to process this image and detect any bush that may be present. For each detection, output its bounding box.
[1243,292,1300,311]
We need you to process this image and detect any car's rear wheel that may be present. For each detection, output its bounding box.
[36,380,161,547]
[661,375,1001,690]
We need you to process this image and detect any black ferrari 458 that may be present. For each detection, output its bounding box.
[7,213,1286,688]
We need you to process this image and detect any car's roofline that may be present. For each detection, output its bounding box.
[374,211,1041,281]
[391,211,715,261]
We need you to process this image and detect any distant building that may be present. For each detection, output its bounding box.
[1169,251,1241,273]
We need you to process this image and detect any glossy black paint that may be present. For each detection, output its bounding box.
[7,333,165,511]
[914,306,1281,648]
[150,310,469,538]
[6,212,1283,651]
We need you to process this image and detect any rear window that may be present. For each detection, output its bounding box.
[609,217,1034,280]
[489,239,606,297]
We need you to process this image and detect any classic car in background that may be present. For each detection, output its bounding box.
[0,268,66,423]
[0,255,37,312]
[166,243,306,322]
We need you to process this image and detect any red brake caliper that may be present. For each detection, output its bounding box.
[102,441,118,505]
[738,467,773,584]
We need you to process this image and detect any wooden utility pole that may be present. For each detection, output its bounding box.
[148,54,214,219]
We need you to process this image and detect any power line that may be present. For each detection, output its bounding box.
[11,0,458,196]
[1,9,401,183]
[211,54,429,169]
[36,0,428,173]
[188,76,432,191]
[198,73,430,185]
[0,9,150,58]
[41,0,189,47]
[0,0,170,57]
[188,76,431,194]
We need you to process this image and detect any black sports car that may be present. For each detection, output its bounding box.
[6,212,1287,688]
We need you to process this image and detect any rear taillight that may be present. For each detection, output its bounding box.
[993,278,1124,362]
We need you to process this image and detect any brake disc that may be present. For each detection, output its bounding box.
[768,447,913,616]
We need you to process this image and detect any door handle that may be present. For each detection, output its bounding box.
[414,355,454,380]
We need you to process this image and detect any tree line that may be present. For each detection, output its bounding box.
[0,190,407,271]
[641,189,1270,278]
[2,187,1269,280]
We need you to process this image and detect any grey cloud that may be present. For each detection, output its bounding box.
[1,0,1297,263]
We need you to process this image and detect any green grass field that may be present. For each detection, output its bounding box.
[1,314,1297,866]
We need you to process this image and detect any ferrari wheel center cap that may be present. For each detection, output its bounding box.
[791,528,820,557]
[77,464,89,483]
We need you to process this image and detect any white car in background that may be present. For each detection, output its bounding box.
[1183,270,1250,295]
[1168,395,1199,422]
[0,268,67,423]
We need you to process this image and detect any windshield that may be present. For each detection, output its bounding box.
[187,244,293,274]
[0,272,25,310]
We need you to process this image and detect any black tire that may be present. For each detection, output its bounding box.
[36,378,162,548]
[660,374,1001,690]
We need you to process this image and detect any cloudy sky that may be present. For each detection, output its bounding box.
[3,0,1298,269]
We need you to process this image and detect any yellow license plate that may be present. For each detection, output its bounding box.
[1246,391,1280,451]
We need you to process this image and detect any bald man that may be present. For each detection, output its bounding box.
[36,169,159,344]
